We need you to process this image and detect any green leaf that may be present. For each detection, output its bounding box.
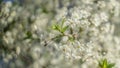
[52,24,61,31]
[52,24,58,30]
[23,31,33,40]
[61,18,66,27]
[52,34,63,43]
[61,25,69,33]
[68,36,74,42]
[103,59,107,68]
[108,63,115,68]
[98,59,115,68]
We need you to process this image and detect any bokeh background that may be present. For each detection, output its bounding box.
[0,0,120,68]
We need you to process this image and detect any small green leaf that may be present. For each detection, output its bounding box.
[98,59,115,68]
[52,34,63,43]
[61,18,66,27]
[61,25,69,33]
[52,24,61,31]
[68,36,74,42]
[52,24,57,29]
[103,59,107,68]
[108,63,115,68]
[24,31,33,40]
